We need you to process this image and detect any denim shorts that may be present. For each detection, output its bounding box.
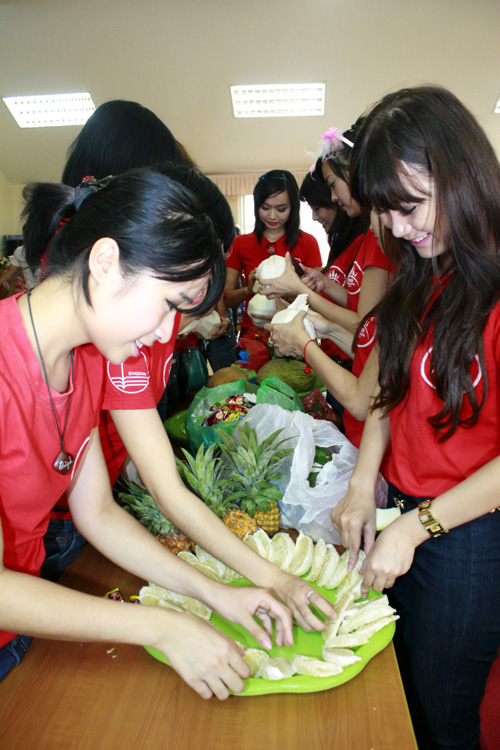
[387,483,500,750]
[40,517,87,582]
[0,635,32,682]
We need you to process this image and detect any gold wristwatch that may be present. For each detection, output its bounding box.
[418,500,449,538]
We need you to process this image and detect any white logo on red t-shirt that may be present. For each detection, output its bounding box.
[107,351,150,394]
[162,353,173,389]
[420,347,482,390]
[346,261,363,295]
[327,265,346,286]
[357,317,376,349]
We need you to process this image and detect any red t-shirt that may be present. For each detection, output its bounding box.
[225,231,322,335]
[321,233,367,361]
[0,294,105,648]
[343,315,377,448]
[99,312,181,487]
[385,298,500,497]
[345,230,394,312]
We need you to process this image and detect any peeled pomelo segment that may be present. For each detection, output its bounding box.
[291,654,343,677]
[316,544,340,588]
[252,529,275,562]
[288,532,314,576]
[243,648,271,677]
[271,532,296,572]
[376,507,401,530]
[243,532,268,558]
[256,657,297,680]
[321,647,362,667]
[305,537,327,582]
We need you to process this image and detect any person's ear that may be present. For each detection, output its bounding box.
[88,238,120,284]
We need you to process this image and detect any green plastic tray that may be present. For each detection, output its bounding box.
[144,578,395,696]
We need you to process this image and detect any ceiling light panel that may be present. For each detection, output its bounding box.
[3,93,95,128]
[231,83,325,118]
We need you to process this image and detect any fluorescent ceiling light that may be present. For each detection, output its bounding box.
[231,83,325,118]
[2,92,95,128]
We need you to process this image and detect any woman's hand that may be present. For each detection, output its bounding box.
[305,309,337,340]
[359,513,421,596]
[265,310,310,357]
[269,569,335,633]
[301,267,327,294]
[156,610,250,700]
[207,316,231,339]
[331,482,377,570]
[260,254,305,299]
[244,268,258,297]
[210,584,294,649]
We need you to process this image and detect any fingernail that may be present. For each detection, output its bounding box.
[261,637,272,650]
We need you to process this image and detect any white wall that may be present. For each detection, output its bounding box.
[0,171,23,246]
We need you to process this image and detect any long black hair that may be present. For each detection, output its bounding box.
[300,159,366,271]
[253,169,301,251]
[350,85,500,440]
[22,166,225,316]
[61,100,189,186]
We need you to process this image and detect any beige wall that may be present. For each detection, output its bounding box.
[0,171,23,247]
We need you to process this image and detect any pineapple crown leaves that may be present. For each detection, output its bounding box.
[117,483,177,536]
[174,442,232,516]
[215,424,293,480]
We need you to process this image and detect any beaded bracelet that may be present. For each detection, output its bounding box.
[303,339,315,374]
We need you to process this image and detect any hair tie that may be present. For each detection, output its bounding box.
[72,174,114,211]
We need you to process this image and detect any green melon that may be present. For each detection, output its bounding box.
[256,358,317,393]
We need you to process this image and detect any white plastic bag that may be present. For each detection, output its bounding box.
[238,403,387,544]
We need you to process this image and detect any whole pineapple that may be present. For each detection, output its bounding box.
[117,478,194,554]
[176,442,257,540]
[216,424,293,535]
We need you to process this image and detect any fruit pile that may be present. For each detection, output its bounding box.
[175,424,294,537]
[137,528,398,682]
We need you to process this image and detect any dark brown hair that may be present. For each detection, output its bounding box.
[350,85,500,439]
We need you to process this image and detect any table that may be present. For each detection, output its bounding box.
[0,544,417,750]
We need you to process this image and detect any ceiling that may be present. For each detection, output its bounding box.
[1,0,499,186]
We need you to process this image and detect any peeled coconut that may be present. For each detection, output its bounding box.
[253,255,287,292]
[248,294,277,322]
[271,294,316,340]
[181,310,221,339]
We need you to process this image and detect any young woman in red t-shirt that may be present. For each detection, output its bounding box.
[332,86,500,750]
[224,169,322,338]
[0,167,304,693]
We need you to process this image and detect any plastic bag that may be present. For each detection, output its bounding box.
[186,378,257,451]
[185,377,304,452]
[239,404,387,545]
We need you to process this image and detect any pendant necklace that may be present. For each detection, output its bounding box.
[27,290,75,475]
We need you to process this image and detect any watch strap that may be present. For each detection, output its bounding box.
[418,499,449,538]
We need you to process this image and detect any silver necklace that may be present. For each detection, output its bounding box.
[27,290,75,475]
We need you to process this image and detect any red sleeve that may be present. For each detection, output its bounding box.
[225,235,245,272]
[362,232,395,273]
[296,231,322,268]
[102,312,181,411]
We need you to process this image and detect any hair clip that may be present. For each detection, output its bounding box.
[321,127,354,149]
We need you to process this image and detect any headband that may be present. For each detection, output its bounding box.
[308,126,354,172]
[258,171,291,185]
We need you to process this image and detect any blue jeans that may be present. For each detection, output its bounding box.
[0,635,32,682]
[387,484,500,750]
[41,517,87,582]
